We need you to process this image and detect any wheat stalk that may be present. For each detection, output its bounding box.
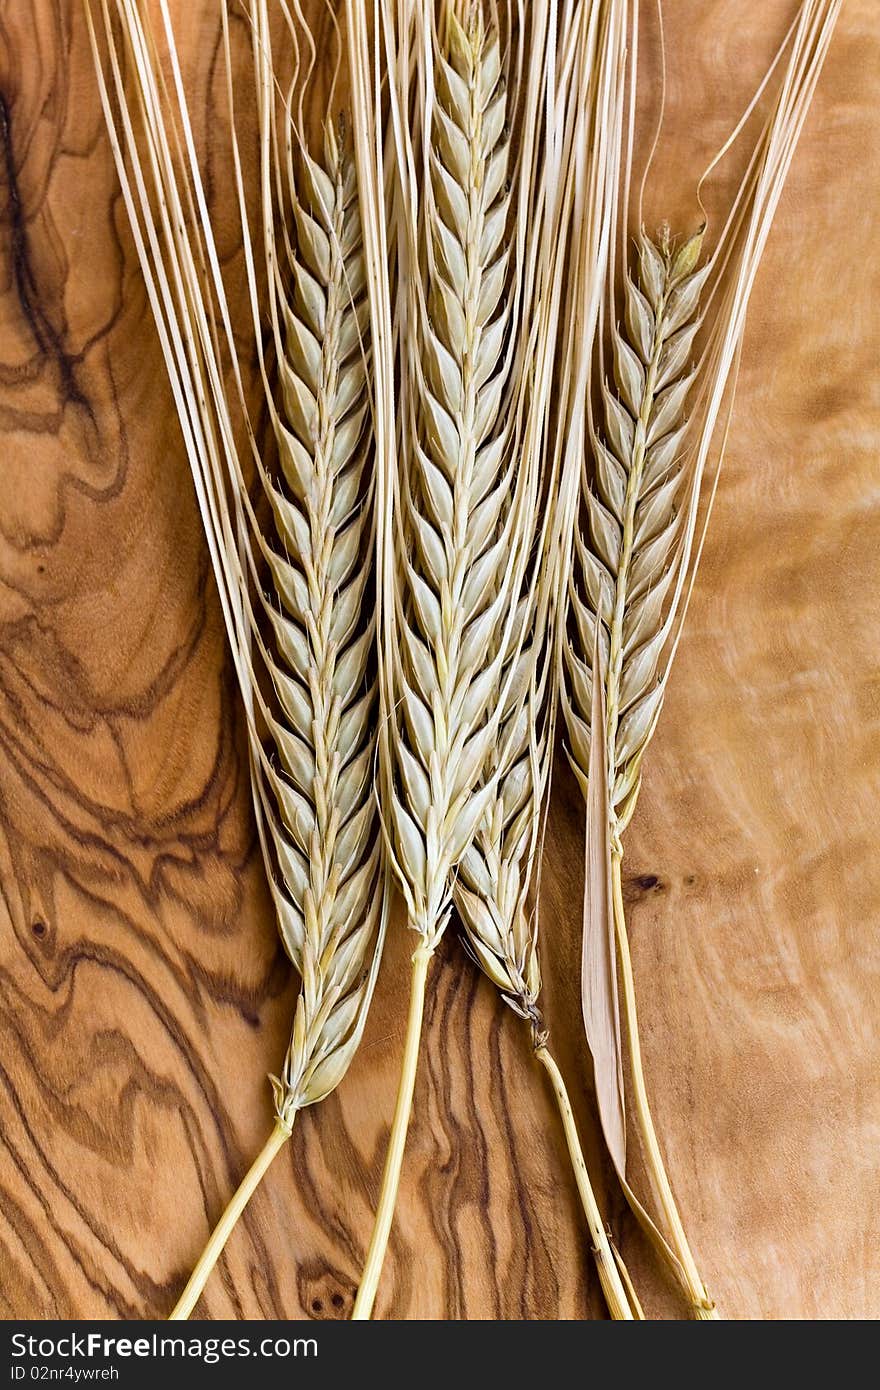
[350,0,559,1318]
[454,569,643,1319]
[560,0,843,1320]
[562,222,716,1317]
[87,0,386,1318]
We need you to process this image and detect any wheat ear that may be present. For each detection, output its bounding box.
[449,0,609,1047]
[562,0,842,1318]
[422,0,642,1321]
[563,224,717,1317]
[170,117,385,1323]
[87,0,386,1318]
[351,3,552,1318]
[564,226,707,845]
[256,125,382,1119]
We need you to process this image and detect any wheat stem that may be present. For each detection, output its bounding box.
[562,224,718,1317]
[168,1120,292,1320]
[354,1,549,1311]
[89,0,389,1319]
[610,1235,646,1320]
[610,852,717,1319]
[535,1046,634,1320]
[352,945,433,1321]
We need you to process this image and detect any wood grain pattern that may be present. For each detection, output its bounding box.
[0,0,877,1321]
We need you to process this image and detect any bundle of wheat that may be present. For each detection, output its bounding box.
[84,0,843,1323]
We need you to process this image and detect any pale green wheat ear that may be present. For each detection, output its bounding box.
[86,0,386,1320]
[442,0,645,1320]
[386,8,516,950]
[562,226,717,1318]
[258,118,382,1121]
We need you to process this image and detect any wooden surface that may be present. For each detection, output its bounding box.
[0,0,877,1320]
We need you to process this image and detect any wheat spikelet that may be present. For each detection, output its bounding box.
[563,225,708,843]
[86,0,386,1317]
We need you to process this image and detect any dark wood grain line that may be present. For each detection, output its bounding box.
[0,91,90,416]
